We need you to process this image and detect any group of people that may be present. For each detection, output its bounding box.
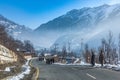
[91,50,104,67]
[46,58,55,64]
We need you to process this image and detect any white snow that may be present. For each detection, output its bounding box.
[54,60,120,71]
[8,59,31,80]
[54,61,90,66]
[74,58,79,63]
[113,65,120,71]
[44,53,51,56]
[53,55,57,57]
[93,63,120,71]
[104,64,120,70]
[80,61,90,65]
[4,67,11,72]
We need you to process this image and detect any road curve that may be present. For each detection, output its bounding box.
[31,59,120,80]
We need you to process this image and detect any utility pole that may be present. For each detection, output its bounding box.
[68,41,71,54]
[118,33,120,61]
[80,38,84,59]
[54,43,58,54]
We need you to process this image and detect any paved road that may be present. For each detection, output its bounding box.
[31,59,120,80]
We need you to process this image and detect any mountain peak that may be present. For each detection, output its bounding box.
[0,14,32,39]
[100,4,110,7]
[34,3,120,48]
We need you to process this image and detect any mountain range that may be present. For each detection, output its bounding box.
[1,4,120,50]
[35,4,120,49]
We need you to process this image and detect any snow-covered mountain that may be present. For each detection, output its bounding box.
[1,3,120,49]
[34,4,120,48]
[35,4,111,32]
[0,15,32,39]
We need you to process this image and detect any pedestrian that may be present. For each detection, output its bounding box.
[99,50,104,67]
[91,50,95,67]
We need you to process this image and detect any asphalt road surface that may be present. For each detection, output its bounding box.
[31,59,120,80]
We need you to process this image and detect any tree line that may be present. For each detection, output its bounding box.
[40,31,120,66]
[84,31,120,66]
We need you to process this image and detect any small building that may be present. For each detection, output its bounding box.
[24,54,32,60]
[53,55,59,62]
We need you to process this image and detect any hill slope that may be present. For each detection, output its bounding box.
[34,4,120,48]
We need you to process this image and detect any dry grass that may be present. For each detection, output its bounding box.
[0,65,22,79]
[0,61,25,79]
[0,59,36,80]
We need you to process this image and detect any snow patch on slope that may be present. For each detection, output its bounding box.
[8,59,31,80]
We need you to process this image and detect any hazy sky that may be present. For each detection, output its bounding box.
[0,0,119,29]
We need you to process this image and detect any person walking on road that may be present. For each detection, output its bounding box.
[91,50,95,67]
[99,50,104,67]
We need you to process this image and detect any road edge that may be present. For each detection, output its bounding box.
[29,59,40,80]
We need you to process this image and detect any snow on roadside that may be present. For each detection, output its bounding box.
[113,65,120,71]
[104,64,120,71]
[80,61,90,65]
[54,61,90,66]
[0,66,16,72]
[54,58,120,71]
[73,58,79,64]
[54,58,90,66]
[7,59,31,80]
[54,61,120,71]
[93,63,120,71]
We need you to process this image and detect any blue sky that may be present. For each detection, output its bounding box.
[0,0,119,29]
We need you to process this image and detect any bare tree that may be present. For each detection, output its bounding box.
[0,26,9,45]
[101,38,108,63]
[112,46,118,64]
[80,38,84,58]
[68,41,71,54]
[99,49,104,67]
[84,44,91,63]
[0,25,26,63]
[104,31,117,64]
[106,31,113,64]
[62,45,67,58]
[52,43,59,55]
[24,40,35,56]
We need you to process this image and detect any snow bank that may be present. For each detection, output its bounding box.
[54,61,90,66]
[4,67,11,72]
[104,64,120,71]
[0,66,16,72]
[54,60,120,71]
[94,63,120,71]
[73,58,79,63]
[80,61,90,65]
[113,65,120,71]
[8,59,31,80]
